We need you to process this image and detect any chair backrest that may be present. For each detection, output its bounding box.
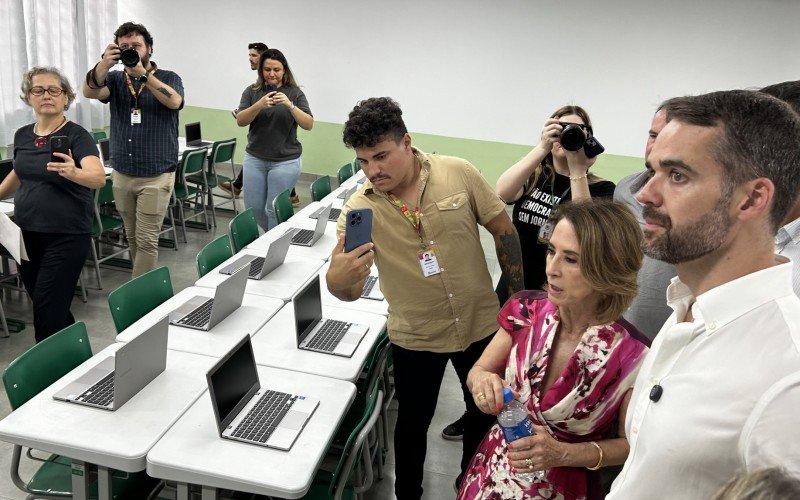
[337,163,354,185]
[310,176,332,202]
[108,266,174,334]
[180,147,208,178]
[351,157,361,174]
[272,189,294,225]
[196,234,233,278]
[229,208,260,253]
[92,130,107,144]
[96,178,115,205]
[210,139,236,165]
[3,322,93,410]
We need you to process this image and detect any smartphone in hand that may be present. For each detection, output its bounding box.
[344,208,373,254]
[49,136,70,163]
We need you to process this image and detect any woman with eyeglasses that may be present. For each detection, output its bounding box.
[236,48,313,230]
[0,67,105,343]
[494,105,616,305]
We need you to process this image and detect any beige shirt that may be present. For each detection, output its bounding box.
[337,148,505,352]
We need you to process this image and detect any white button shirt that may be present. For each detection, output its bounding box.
[776,216,800,296]
[608,258,800,500]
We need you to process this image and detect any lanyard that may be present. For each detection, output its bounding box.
[124,72,146,108]
[549,172,573,210]
[388,193,421,234]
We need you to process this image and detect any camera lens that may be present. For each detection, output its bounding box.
[120,48,140,68]
[560,123,586,152]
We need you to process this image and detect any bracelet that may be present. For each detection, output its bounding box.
[569,174,588,181]
[85,64,103,89]
[586,441,604,470]
[290,102,296,111]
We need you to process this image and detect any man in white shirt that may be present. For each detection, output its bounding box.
[607,90,800,499]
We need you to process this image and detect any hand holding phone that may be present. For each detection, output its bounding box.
[344,208,373,254]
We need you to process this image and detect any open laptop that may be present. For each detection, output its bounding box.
[336,185,358,201]
[98,138,112,168]
[185,122,213,147]
[294,275,368,357]
[207,335,319,450]
[360,275,384,301]
[288,205,330,247]
[0,160,14,201]
[53,316,169,411]
[218,229,293,280]
[308,205,340,222]
[169,265,248,330]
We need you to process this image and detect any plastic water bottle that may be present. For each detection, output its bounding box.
[498,387,541,482]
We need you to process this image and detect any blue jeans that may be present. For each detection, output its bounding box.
[242,153,302,230]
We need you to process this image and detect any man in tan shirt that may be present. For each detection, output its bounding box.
[327,97,523,499]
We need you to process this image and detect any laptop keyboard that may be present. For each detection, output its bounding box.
[77,372,115,407]
[292,229,314,245]
[232,390,296,443]
[306,320,350,352]
[176,298,214,327]
[248,257,265,278]
[361,276,378,297]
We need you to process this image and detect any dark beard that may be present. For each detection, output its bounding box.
[641,201,734,264]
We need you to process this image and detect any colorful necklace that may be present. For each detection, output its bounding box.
[33,116,67,149]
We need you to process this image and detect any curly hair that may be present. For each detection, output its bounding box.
[342,97,408,149]
[19,67,77,110]
[114,21,154,47]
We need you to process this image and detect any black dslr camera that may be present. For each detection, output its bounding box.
[119,48,140,68]
[558,122,605,159]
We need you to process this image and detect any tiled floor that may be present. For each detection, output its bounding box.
[0,171,500,500]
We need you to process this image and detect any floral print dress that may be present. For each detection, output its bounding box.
[457,291,648,500]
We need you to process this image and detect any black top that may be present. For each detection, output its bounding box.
[12,121,98,234]
[238,85,312,162]
[511,170,615,291]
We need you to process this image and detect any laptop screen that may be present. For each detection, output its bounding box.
[185,122,201,143]
[294,275,323,342]
[208,336,259,431]
[0,160,13,184]
[99,139,110,162]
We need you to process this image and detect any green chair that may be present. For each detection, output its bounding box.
[351,158,361,174]
[107,266,174,334]
[3,322,156,499]
[203,139,239,218]
[88,179,127,290]
[228,208,260,253]
[92,131,107,144]
[272,189,294,225]
[173,147,210,242]
[196,234,233,278]
[303,381,384,500]
[310,176,332,202]
[337,163,354,185]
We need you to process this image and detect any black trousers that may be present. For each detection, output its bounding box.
[19,231,90,343]
[392,333,496,500]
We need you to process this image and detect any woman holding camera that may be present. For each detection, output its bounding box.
[495,105,615,305]
[236,48,313,230]
[0,67,104,343]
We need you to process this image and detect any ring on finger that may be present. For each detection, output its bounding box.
[525,458,533,469]
[476,392,486,402]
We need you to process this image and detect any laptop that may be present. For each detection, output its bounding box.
[185,122,213,147]
[98,138,112,168]
[207,335,319,450]
[360,275,384,301]
[336,185,358,201]
[308,205,340,222]
[0,160,14,201]
[218,229,293,280]
[294,275,368,357]
[53,316,169,411]
[169,265,248,330]
[288,205,330,247]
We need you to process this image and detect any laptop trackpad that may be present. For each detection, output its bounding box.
[281,409,310,430]
[342,324,368,342]
[169,295,209,322]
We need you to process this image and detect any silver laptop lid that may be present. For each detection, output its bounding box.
[112,315,169,408]
[260,228,294,277]
[312,205,331,238]
[208,264,249,329]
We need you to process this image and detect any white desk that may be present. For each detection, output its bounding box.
[194,252,324,302]
[0,200,14,215]
[250,303,386,382]
[246,219,337,262]
[116,287,284,358]
[318,261,389,317]
[146,366,356,499]
[0,346,216,500]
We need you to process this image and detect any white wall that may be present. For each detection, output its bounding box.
[118,0,800,157]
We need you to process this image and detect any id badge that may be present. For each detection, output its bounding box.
[130,108,141,125]
[538,219,555,243]
[418,248,441,277]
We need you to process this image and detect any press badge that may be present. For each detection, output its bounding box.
[418,248,441,277]
[538,218,555,243]
[130,108,141,125]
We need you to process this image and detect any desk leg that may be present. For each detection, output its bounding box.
[201,484,218,500]
[97,465,112,500]
[177,482,190,500]
[71,460,91,500]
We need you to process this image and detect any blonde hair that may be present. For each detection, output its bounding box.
[19,66,76,110]
[550,199,642,324]
[713,468,800,500]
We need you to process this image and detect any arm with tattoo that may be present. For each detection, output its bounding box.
[484,212,524,297]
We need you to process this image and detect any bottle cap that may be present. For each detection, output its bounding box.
[503,387,513,405]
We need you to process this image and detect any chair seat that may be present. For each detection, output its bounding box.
[93,214,125,236]
[302,470,355,500]
[187,172,231,189]
[174,183,202,200]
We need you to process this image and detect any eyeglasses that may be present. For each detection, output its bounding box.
[248,42,268,51]
[29,87,64,97]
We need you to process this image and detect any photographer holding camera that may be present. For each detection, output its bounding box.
[82,21,184,277]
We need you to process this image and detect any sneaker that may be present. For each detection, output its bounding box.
[441,412,467,441]
[291,193,301,206]
[220,181,241,198]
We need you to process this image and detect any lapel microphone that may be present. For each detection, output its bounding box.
[649,384,663,402]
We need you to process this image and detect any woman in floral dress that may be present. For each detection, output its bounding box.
[459,200,650,500]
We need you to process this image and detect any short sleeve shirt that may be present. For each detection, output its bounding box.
[238,85,312,162]
[337,148,505,352]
